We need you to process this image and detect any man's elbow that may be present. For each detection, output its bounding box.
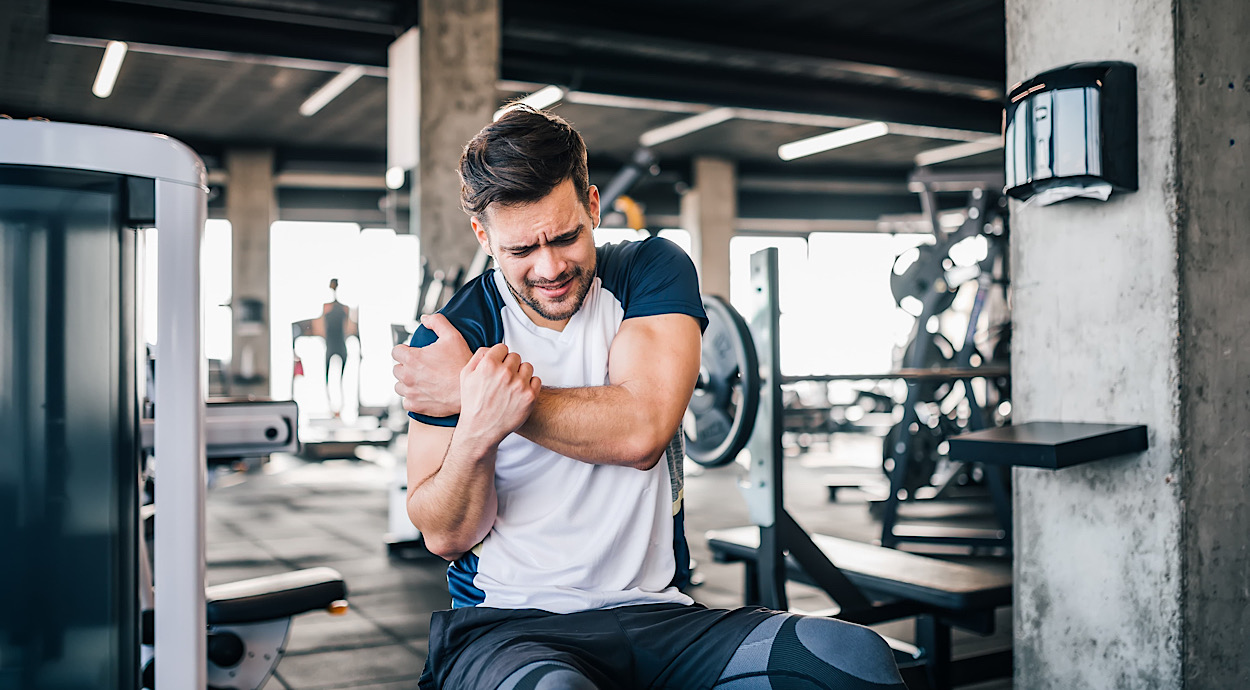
[421,534,466,562]
[620,433,670,471]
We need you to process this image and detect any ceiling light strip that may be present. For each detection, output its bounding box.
[299,65,367,116]
[778,122,890,161]
[92,41,128,99]
[638,107,738,147]
[494,85,567,120]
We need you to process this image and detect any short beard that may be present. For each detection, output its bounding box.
[501,264,594,322]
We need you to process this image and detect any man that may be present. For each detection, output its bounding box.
[321,278,356,417]
[392,105,904,690]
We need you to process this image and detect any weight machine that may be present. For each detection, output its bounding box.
[0,120,347,689]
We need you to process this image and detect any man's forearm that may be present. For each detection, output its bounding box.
[407,432,499,560]
[516,385,675,469]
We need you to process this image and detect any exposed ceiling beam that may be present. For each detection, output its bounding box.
[502,1,1005,91]
[914,136,1004,167]
[502,20,1002,102]
[502,54,1002,133]
[48,0,407,68]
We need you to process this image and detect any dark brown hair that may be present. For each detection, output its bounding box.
[459,104,590,219]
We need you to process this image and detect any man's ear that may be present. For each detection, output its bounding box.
[587,185,601,229]
[470,216,492,256]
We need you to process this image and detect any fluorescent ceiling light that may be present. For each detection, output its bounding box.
[494,85,566,120]
[778,121,890,161]
[92,41,128,99]
[914,136,1004,167]
[639,108,737,147]
[299,65,366,117]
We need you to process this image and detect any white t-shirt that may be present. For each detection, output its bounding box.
[409,238,706,614]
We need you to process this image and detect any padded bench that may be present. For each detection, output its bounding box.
[707,526,1010,615]
[206,566,348,625]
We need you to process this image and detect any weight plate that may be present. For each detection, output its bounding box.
[684,295,760,467]
[882,420,944,495]
[890,244,957,316]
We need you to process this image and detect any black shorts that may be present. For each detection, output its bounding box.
[418,602,777,690]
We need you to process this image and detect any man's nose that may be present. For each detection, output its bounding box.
[532,246,568,281]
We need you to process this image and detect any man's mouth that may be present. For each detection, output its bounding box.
[531,277,573,299]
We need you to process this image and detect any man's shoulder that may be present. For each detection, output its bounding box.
[597,237,690,292]
[409,270,506,351]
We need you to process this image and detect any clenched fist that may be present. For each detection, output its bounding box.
[457,344,542,449]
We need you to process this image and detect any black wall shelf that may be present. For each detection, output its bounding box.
[948,422,1148,470]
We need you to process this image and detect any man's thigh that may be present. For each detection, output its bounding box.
[613,604,777,689]
[424,607,633,690]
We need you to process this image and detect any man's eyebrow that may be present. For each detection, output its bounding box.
[501,224,583,252]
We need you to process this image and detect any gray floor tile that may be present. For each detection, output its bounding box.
[349,589,449,641]
[255,535,373,565]
[274,643,424,689]
[285,607,395,654]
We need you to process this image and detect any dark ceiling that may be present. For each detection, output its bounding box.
[0,0,1007,227]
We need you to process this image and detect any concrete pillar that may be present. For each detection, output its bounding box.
[226,148,275,397]
[682,157,735,298]
[388,0,499,273]
[1008,0,1249,686]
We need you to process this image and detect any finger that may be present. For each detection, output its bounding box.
[422,313,466,344]
[464,347,491,374]
[503,352,522,373]
[518,362,534,381]
[392,363,407,383]
[400,397,413,412]
[529,375,543,393]
[485,343,510,363]
[391,344,410,363]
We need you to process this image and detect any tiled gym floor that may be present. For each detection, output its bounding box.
[204,433,1011,689]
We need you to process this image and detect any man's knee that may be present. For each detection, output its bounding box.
[496,660,598,690]
[792,616,901,685]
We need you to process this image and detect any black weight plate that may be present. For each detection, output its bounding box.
[890,245,957,316]
[882,420,944,495]
[684,295,760,467]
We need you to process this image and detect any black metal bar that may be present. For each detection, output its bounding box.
[916,615,953,690]
[757,524,788,611]
[984,466,1014,546]
[742,560,761,608]
[777,510,873,614]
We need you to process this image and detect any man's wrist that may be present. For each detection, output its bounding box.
[449,422,501,460]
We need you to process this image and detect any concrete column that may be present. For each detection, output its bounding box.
[682,157,735,298]
[226,148,275,397]
[388,0,499,273]
[1008,0,1249,686]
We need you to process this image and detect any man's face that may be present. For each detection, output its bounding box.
[473,179,600,330]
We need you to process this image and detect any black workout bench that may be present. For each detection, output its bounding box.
[707,525,1012,689]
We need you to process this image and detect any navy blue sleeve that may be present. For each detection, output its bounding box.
[405,272,507,427]
[599,237,708,332]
